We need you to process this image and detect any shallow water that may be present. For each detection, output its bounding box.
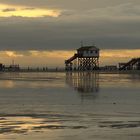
[0,72,140,140]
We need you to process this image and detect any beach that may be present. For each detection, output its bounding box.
[0,72,140,140]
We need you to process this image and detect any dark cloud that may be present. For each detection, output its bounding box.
[0,0,140,50]
[0,0,140,9]
[2,8,16,12]
[22,7,35,10]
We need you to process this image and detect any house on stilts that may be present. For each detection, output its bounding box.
[65,45,100,71]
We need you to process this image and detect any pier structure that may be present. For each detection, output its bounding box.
[65,45,100,71]
[119,58,140,70]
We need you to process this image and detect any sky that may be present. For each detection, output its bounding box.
[0,0,140,67]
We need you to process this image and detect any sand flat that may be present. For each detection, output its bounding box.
[0,72,140,140]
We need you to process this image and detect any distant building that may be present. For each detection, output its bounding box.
[0,63,4,71]
[119,58,140,70]
[119,63,127,70]
[103,65,118,71]
[7,64,20,71]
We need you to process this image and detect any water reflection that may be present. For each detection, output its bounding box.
[0,72,65,89]
[0,80,15,88]
[66,72,99,100]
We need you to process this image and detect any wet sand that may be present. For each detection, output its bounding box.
[0,72,140,140]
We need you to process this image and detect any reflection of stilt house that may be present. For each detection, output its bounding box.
[65,45,100,71]
[66,72,99,100]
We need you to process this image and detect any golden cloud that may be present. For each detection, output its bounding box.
[29,50,74,58]
[1,50,140,59]
[0,4,61,17]
[100,50,140,58]
[5,51,24,57]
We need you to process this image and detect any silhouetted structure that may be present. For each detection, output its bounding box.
[8,64,20,71]
[119,58,140,70]
[65,45,100,71]
[103,65,118,71]
[0,63,4,71]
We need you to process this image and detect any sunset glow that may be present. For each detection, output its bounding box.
[0,50,140,67]
[2,50,140,58]
[0,4,61,17]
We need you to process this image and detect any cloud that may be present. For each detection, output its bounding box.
[0,4,61,18]
[22,7,35,10]
[2,8,16,12]
[5,51,24,57]
[1,49,140,59]
[0,1,140,50]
